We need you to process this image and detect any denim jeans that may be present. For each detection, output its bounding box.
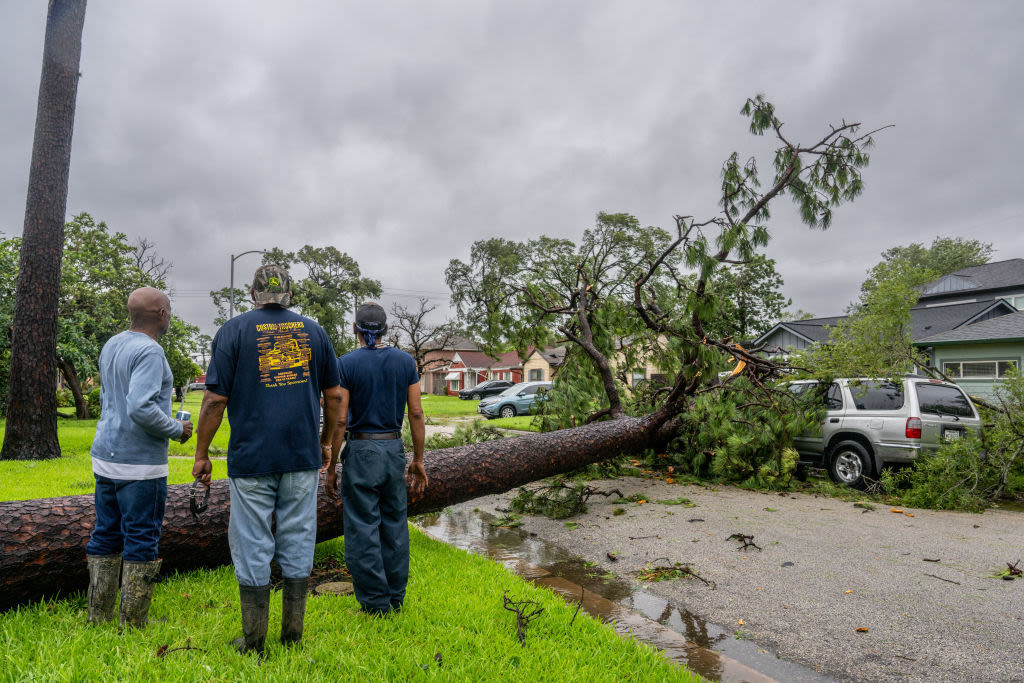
[340,439,410,612]
[228,469,318,587]
[86,475,167,562]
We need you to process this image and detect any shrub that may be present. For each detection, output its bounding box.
[86,387,101,418]
[896,370,1024,511]
[56,388,74,408]
[898,436,992,512]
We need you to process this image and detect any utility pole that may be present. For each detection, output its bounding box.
[228,250,267,319]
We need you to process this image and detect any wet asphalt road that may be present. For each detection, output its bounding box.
[462,477,1024,682]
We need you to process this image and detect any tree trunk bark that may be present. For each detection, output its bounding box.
[57,356,90,419]
[1,0,88,461]
[0,415,664,609]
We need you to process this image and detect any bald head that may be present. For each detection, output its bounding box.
[128,287,171,338]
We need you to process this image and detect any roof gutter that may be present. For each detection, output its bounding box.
[912,336,1024,347]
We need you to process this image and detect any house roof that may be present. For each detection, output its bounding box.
[919,259,1024,299]
[540,346,567,366]
[454,350,523,369]
[914,311,1024,345]
[424,335,478,351]
[527,345,567,366]
[756,300,1016,347]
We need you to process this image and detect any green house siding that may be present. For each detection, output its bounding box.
[928,342,1024,400]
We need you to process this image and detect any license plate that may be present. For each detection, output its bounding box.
[942,427,964,443]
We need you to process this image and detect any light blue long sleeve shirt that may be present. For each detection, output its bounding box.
[90,331,183,480]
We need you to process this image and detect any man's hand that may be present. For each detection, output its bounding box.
[406,460,428,495]
[324,468,339,501]
[320,442,332,470]
[192,455,212,488]
[178,420,194,444]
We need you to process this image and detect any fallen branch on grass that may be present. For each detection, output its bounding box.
[503,591,545,646]
[155,638,207,659]
[569,585,584,627]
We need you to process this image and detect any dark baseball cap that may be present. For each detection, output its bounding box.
[252,265,292,306]
[355,302,387,332]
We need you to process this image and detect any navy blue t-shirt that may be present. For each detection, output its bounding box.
[337,346,419,433]
[205,307,340,477]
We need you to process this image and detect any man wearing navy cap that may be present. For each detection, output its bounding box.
[324,301,427,616]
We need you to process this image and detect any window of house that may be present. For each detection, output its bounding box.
[943,360,1018,379]
[528,368,544,381]
[631,369,646,385]
[449,379,460,392]
[1000,295,1024,310]
[850,381,904,410]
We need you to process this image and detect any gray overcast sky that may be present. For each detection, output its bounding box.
[2,1,1022,335]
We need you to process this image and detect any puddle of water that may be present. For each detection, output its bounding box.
[992,499,1024,513]
[417,508,831,683]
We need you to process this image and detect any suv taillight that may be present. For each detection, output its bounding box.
[906,417,922,439]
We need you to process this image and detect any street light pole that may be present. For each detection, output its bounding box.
[228,250,268,319]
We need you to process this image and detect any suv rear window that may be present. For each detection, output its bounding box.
[915,383,974,418]
[849,381,904,410]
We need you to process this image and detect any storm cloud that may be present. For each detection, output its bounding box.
[2,1,1021,333]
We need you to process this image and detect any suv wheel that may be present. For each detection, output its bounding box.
[499,405,516,419]
[828,440,874,489]
[472,393,482,400]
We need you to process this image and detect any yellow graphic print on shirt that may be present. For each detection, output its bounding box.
[256,321,312,388]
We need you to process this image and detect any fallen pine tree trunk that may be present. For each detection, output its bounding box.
[1,415,664,610]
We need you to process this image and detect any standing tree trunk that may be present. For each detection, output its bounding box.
[1,0,88,460]
[57,356,89,419]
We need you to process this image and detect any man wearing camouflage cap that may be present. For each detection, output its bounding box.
[192,264,342,655]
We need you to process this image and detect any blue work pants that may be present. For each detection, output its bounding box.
[340,440,410,612]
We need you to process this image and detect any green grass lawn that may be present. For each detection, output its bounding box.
[488,416,542,432]
[418,394,482,417]
[0,392,526,502]
[0,453,230,501]
[0,530,696,682]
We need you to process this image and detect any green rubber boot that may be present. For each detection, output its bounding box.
[280,577,309,646]
[86,554,121,625]
[119,559,161,630]
[232,584,271,656]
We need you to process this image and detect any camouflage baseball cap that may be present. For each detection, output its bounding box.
[252,265,292,306]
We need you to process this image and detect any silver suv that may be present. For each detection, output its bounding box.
[788,377,982,489]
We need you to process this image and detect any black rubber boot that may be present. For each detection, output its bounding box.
[280,577,309,646]
[232,584,271,656]
[86,554,121,625]
[119,559,161,630]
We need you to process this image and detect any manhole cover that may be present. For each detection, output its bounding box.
[316,581,354,596]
